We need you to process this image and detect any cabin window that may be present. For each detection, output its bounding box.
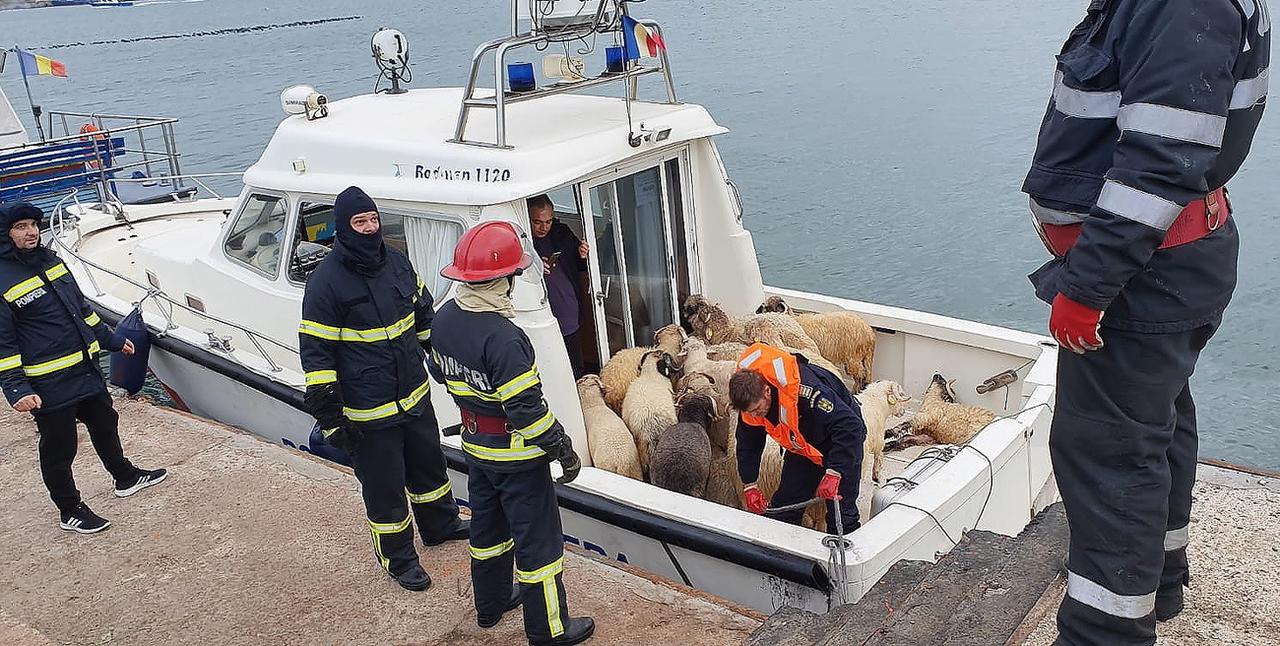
[580,154,691,364]
[224,193,288,277]
[287,199,462,299]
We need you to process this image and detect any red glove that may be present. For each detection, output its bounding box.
[1049,293,1104,355]
[743,485,768,514]
[816,470,842,501]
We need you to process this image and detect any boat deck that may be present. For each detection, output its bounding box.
[0,396,762,646]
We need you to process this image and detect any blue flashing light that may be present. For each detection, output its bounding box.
[507,62,536,92]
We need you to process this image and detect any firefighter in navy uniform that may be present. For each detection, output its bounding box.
[430,221,595,646]
[0,201,167,534]
[1022,1,1269,643]
[730,343,867,534]
[298,186,467,592]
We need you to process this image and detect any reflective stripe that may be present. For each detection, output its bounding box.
[44,263,69,281]
[446,380,501,402]
[23,349,87,377]
[1029,197,1088,225]
[368,515,412,534]
[0,354,22,371]
[1052,71,1121,118]
[3,276,43,303]
[779,405,792,428]
[304,370,337,386]
[417,329,431,341]
[1095,180,1184,231]
[462,440,547,462]
[337,312,416,343]
[1165,524,1190,551]
[342,378,431,422]
[1230,69,1270,110]
[1066,570,1155,619]
[407,480,452,504]
[469,539,515,561]
[738,349,763,369]
[84,312,102,327]
[1117,102,1227,147]
[497,368,540,401]
[343,401,399,422]
[771,358,788,386]
[89,341,100,355]
[517,557,564,584]
[513,411,555,440]
[398,378,432,412]
[298,319,341,341]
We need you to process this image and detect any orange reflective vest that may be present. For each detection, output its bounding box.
[737,343,825,466]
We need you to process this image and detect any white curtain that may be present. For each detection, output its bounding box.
[402,215,462,300]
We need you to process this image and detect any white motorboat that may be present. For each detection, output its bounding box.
[49,2,1059,614]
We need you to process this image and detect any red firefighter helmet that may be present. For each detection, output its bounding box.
[440,221,533,283]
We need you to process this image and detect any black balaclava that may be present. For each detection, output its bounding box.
[0,201,53,268]
[332,186,386,277]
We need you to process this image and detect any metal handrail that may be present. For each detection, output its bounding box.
[451,2,678,148]
[48,190,297,376]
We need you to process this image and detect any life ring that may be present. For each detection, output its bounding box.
[79,123,106,170]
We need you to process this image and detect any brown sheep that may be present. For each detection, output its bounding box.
[758,296,877,392]
[898,374,997,446]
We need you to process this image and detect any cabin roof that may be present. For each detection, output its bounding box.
[242,88,727,206]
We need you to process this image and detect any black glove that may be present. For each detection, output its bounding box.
[552,434,581,484]
[322,423,365,456]
[304,383,345,430]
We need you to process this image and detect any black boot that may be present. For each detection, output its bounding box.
[1155,581,1186,622]
[424,519,470,546]
[478,584,524,628]
[529,617,595,646]
[391,563,432,592]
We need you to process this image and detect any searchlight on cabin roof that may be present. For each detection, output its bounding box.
[371,27,411,95]
[279,85,328,120]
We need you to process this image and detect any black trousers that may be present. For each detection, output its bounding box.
[562,330,584,380]
[467,459,570,642]
[349,413,461,577]
[769,451,861,534]
[1052,318,1220,646]
[34,393,136,514]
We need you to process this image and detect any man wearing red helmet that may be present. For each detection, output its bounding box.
[430,220,594,646]
[298,186,468,592]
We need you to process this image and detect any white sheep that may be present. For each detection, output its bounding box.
[706,341,749,363]
[621,350,679,480]
[758,296,877,392]
[897,373,997,446]
[854,380,911,483]
[576,375,643,481]
[599,324,685,414]
[650,392,717,497]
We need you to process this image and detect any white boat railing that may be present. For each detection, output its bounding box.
[49,187,296,376]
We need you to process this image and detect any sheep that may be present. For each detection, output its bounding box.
[854,380,911,483]
[706,341,748,363]
[704,426,744,510]
[576,375,643,481]
[757,296,877,392]
[896,374,997,446]
[650,392,717,497]
[620,350,679,479]
[682,294,820,354]
[600,324,685,414]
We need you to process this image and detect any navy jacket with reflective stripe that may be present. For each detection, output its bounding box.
[298,247,434,429]
[0,245,121,412]
[428,299,563,472]
[1022,0,1269,331]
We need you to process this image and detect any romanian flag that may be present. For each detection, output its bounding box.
[16,49,68,78]
[622,15,666,60]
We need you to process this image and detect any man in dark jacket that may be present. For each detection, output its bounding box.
[1022,1,1269,644]
[730,343,867,534]
[527,195,589,379]
[431,220,594,646]
[0,200,166,534]
[298,186,467,592]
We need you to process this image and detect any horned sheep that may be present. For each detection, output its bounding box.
[757,295,877,392]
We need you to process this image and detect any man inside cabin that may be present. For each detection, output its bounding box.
[730,342,867,533]
[527,194,589,379]
[0,200,168,535]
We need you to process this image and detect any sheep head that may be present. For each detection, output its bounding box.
[575,374,607,405]
[886,381,911,417]
[675,391,718,428]
[923,373,958,407]
[654,323,686,356]
[755,295,790,314]
[639,350,677,379]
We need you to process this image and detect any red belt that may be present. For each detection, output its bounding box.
[1036,187,1229,258]
[459,409,510,435]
